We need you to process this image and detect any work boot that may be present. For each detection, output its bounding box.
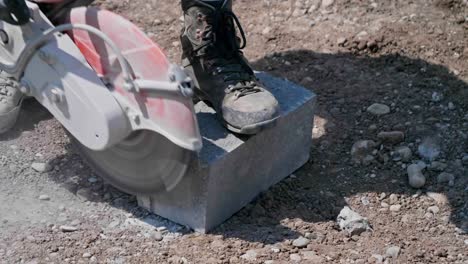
[181,0,279,135]
[0,72,22,134]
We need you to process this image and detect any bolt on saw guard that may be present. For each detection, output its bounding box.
[0,2,202,194]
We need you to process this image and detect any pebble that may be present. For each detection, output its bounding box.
[389,194,398,204]
[437,172,455,184]
[292,236,310,248]
[367,103,391,115]
[462,155,468,165]
[418,137,441,161]
[426,192,449,204]
[448,102,455,110]
[378,131,405,144]
[31,162,52,173]
[59,225,78,232]
[390,204,402,212]
[464,240,468,246]
[82,253,91,258]
[430,161,448,171]
[431,92,444,102]
[153,231,163,242]
[289,253,302,262]
[88,177,98,183]
[427,206,440,214]
[337,37,347,46]
[337,206,372,236]
[407,164,426,188]
[393,146,412,162]
[386,246,401,258]
[369,254,384,263]
[241,249,258,261]
[38,195,50,201]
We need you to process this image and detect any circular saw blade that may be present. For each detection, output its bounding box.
[73,130,193,195]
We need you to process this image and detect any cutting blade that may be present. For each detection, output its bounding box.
[73,130,193,195]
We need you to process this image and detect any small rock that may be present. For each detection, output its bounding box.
[337,37,347,46]
[38,195,50,201]
[367,103,391,115]
[448,102,455,110]
[429,161,448,171]
[241,250,258,261]
[31,162,52,173]
[464,239,468,246]
[389,194,398,204]
[321,0,335,8]
[152,231,163,242]
[418,137,441,161]
[462,155,468,165]
[378,131,405,144]
[437,172,455,184]
[88,177,98,183]
[361,196,370,206]
[292,236,310,248]
[427,206,440,214]
[264,261,274,264]
[426,192,449,204]
[59,225,78,232]
[337,206,372,236]
[82,253,91,258]
[407,164,426,188]
[390,204,402,212]
[369,254,384,263]
[386,246,401,258]
[289,253,302,262]
[431,92,444,102]
[393,146,412,162]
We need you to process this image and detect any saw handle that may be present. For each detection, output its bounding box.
[0,23,195,98]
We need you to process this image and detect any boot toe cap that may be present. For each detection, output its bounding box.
[222,91,279,130]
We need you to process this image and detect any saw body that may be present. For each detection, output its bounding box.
[0,1,202,194]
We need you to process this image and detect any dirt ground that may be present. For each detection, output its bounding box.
[1,0,467,263]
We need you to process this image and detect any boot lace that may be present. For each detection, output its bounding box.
[191,0,261,98]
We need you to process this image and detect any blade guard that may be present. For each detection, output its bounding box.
[67,7,202,152]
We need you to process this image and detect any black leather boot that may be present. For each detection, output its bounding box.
[181,0,279,135]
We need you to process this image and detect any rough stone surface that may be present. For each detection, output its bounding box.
[378,131,405,144]
[138,73,316,232]
[31,162,52,173]
[407,164,426,188]
[292,236,310,248]
[386,246,401,258]
[337,206,372,236]
[367,103,390,115]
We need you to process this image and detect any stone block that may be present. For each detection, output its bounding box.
[138,72,316,233]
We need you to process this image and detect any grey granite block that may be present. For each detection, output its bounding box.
[138,72,316,233]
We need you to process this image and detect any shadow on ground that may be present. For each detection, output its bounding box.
[22,50,466,244]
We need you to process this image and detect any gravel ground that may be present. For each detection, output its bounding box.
[1,0,467,263]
